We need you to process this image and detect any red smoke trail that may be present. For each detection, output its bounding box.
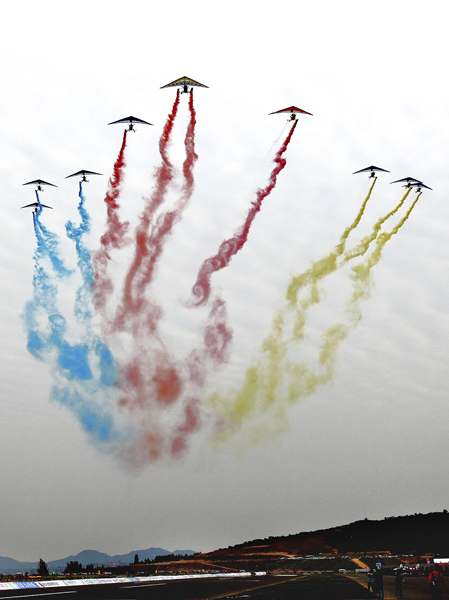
[113,91,204,461]
[92,130,129,313]
[191,120,298,307]
[124,89,197,311]
[171,397,201,458]
[115,91,195,407]
[182,89,197,196]
[118,347,183,410]
[187,296,233,386]
[115,90,181,330]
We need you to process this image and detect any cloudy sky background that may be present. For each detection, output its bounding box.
[0,0,448,562]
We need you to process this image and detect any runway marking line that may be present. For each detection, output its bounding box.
[209,575,307,600]
[121,583,166,588]
[1,592,76,598]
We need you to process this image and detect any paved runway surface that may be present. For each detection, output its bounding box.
[0,575,285,600]
[2,573,447,600]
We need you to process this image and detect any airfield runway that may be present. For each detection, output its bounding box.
[0,574,287,599]
[2,573,448,599]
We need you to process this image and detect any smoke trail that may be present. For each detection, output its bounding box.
[116,90,181,326]
[127,89,197,304]
[108,90,208,463]
[288,192,423,407]
[344,187,412,261]
[65,181,117,387]
[286,177,377,308]
[282,178,377,348]
[285,191,422,413]
[187,296,233,387]
[23,194,121,450]
[347,192,421,321]
[23,209,67,361]
[65,182,93,320]
[113,90,190,417]
[186,121,299,447]
[171,397,201,457]
[208,190,422,446]
[92,130,129,314]
[287,187,413,345]
[113,342,186,464]
[117,89,194,322]
[191,120,298,307]
[32,192,74,278]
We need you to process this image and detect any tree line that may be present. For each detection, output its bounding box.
[35,552,196,577]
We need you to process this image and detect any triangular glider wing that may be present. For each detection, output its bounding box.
[21,202,53,209]
[22,179,57,187]
[353,166,390,175]
[410,181,432,190]
[269,106,313,116]
[390,177,421,184]
[161,76,208,89]
[66,170,103,179]
[108,116,153,126]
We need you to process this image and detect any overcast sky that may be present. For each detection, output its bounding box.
[0,0,448,563]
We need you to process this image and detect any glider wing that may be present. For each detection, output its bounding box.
[66,170,103,179]
[353,166,390,175]
[161,76,208,89]
[269,106,313,116]
[108,116,153,126]
[22,179,57,187]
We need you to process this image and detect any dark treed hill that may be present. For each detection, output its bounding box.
[201,511,449,558]
[47,548,197,569]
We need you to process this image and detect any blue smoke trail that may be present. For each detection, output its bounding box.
[23,199,67,359]
[64,181,118,391]
[34,191,73,278]
[65,182,93,320]
[22,189,122,449]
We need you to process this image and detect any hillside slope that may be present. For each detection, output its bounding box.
[203,511,449,557]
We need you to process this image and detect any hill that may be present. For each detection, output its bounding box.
[202,511,449,558]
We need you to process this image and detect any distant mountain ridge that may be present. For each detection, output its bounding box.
[0,547,197,575]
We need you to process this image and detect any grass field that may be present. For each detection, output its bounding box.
[224,574,376,599]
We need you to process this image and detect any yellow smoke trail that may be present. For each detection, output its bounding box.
[287,178,376,345]
[208,189,421,448]
[209,311,289,442]
[347,192,421,319]
[287,177,377,307]
[288,191,423,413]
[288,192,422,407]
[209,181,377,444]
[344,187,412,261]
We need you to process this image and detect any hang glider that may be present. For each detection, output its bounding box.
[353,166,390,179]
[21,202,53,213]
[161,76,209,94]
[390,177,422,185]
[391,177,432,192]
[66,170,103,182]
[269,106,313,121]
[108,116,153,132]
[22,179,57,192]
[406,181,432,192]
